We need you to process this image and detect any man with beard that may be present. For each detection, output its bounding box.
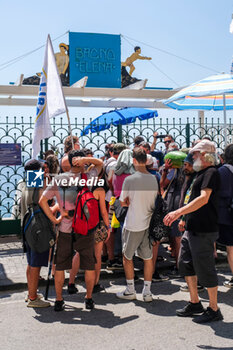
[164,140,223,324]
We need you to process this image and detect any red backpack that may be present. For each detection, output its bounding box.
[72,174,99,235]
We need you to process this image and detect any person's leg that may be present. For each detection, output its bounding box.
[55,270,65,301]
[185,275,199,304]
[152,242,159,273]
[123,255,134,280]
[174,236,182,267]
[129,64,135,76]
[144,258,153,281]
[94,241,104,285]
[69,252,80,284]
[226,246,233,273]
[106,230,115,261]
[207,286,218,311]
[85,270,95,299]
[28,267,41,300]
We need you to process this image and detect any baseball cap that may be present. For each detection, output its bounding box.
[113,143,126,154]
[24,159,43,171]
[183,153,194,165]
[190,139,216,154]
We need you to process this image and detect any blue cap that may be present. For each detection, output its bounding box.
[184,153,193,165]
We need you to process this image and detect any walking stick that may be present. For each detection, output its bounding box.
[45,227,59,300]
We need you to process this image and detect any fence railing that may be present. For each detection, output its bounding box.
[0,115,232,231]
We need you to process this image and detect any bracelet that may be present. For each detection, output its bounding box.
[163,169,168,173]
[106,224,111,229]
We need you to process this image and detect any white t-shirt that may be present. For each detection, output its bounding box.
[119,171,158,232]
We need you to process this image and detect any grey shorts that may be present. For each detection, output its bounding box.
[122,228,152,260]
[178,230,219,288]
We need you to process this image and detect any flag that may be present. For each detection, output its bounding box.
[32,34,67,158]
[230,15,233,34]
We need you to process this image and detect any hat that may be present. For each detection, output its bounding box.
[183,153,194,165]
[113,143,126,154]
[24,159,43,171]
[190,139,216,154]
[59,43,68,51]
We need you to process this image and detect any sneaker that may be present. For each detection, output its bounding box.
[85,298,95,310]
[101,255,108,264]
[107,259,123,270]
[25,293,43,303]
[167,267,181,278]
[116,289,137,300]
[93,284,105,293]
[152,271,169,282]
[180,284,205,293]
[54,299,65,312]
[143,292,153,302]
[27,297,50,308]
[193,307,223,324]
[176,301,204,317]
[223,277,233,288]
[67,283,78,294]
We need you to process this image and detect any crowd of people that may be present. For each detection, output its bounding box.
[20,132,233,324]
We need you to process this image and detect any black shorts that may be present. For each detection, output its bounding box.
[55,231,96,271]
[178,230,218,288]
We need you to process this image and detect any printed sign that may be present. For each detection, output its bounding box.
[0,144,21,165]
[69,32,121,88]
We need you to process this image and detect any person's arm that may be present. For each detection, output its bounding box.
[150,132,158,152]
[39,195,63,225]
[163,188,212,226]
[160,159,172,190]
[72,157,103,175]
[137,55,152,60]
[94,188,110,242]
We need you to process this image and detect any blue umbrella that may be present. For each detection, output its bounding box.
[164,73,233,146]
[81,107,158,136]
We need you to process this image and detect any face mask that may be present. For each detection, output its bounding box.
[193,156,203,172]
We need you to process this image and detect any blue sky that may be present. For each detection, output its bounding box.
[1,0,233,121]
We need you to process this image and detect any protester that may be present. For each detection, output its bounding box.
[39,150,103,311]
[164,139,223,323]
[217,144,233,288]
[21,159,54,308]
[116,148,158,302]
[60,135,80,172]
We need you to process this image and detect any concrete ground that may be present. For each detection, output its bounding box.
[1,236,233,350]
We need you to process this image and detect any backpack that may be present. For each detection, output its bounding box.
[22,188,56,253]
[148,178,171,246]
[72,173,100,235]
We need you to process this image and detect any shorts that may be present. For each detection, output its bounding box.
[169,220,182,237]
[26,242,49,268]
[55,231,96,271]
[95,221,108,243]
[178,230,218,288]
[122,227,152,261]
[218,224,233,246]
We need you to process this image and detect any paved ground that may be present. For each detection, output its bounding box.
[1,235,233,350]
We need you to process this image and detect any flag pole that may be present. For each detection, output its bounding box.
[65,106,74,149]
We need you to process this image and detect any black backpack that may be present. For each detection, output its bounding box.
[148,178,171,246]
[22,188,55,253]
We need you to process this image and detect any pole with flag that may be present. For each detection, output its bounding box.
[32,34,73,159]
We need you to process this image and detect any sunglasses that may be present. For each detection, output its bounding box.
[164,140,172,144]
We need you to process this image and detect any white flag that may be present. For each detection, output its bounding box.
[230,16,233,34]
[32,34,67,158]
